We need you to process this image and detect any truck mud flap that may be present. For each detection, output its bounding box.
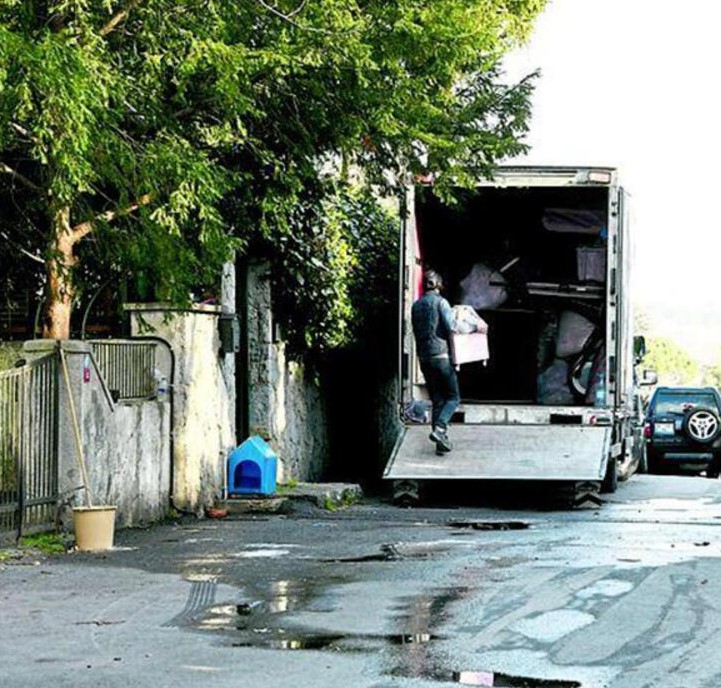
[384,424,611,482]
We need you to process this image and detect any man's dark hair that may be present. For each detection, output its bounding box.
[423,269,443,291]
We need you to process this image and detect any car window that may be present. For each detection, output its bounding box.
[654,393,717,415]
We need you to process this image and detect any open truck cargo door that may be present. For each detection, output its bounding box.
[388,166,637,505]
[385,424,611,481]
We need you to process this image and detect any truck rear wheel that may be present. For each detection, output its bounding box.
[554,481,602,508]
[393,480,421,507]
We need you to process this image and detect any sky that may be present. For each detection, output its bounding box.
[503,0,721,350]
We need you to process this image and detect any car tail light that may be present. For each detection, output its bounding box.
[643,423,652,438]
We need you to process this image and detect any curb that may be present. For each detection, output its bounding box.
[220,483,363,515]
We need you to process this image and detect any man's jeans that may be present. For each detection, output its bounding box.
[420,356,460,431]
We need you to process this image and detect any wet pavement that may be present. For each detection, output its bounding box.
[3,474,721,687]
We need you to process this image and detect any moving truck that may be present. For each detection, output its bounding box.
[385,166,647,505]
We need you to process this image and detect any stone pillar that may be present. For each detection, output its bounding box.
[245,262,329,483]
[246,261,275,438]
[220,261,237,446]
[125,303,236,513]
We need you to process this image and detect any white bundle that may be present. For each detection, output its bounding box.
[458,263,508,310]
[452,305,488,334]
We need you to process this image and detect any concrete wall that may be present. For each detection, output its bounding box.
[245,262,329,482]
[126,304,235,513]
[23,341,171,529]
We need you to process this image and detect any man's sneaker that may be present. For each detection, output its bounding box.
[436,440,452,456]
[429,427,452,453]
[429,426,447,444]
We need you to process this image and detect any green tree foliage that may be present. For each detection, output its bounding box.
[644,336,699,387]
[702,364,721,390]
[633,306,652,338]
[0,0,545,342]
[699,348,721,390]
[269,182,399,351]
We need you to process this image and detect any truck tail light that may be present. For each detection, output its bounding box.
[643,423,652,439]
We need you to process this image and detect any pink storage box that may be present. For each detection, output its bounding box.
[450,332,490,366]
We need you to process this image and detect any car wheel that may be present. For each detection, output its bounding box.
[683,407,721,445]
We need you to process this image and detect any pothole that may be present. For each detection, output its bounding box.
[323,541,457,563]
[321,543,404,563]
[448,521,530,531]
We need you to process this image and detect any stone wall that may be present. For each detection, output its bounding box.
[245,262,329,482]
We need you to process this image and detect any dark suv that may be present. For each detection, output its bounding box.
[644,387,721,477]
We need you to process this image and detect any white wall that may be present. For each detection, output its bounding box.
[23,340,171,529]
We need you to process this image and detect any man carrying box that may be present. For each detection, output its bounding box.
[411,270,461,455]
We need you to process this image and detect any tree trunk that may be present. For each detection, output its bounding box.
[43,206,76,339]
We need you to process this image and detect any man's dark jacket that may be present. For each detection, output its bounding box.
[411,290,454,361]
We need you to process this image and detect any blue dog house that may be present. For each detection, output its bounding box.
[227,436,277,496]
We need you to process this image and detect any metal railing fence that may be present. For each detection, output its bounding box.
[0,354,58,538]
[90,340,157,400]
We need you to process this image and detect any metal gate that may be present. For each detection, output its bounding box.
[0,354,59,539]
[91,340,157,400]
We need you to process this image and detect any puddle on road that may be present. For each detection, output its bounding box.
[389,667,581,687]
[450,671,581,687]
[390,633,440,645]
[231,633,346,651]
[390,665,581,687]
[385,587,470,680]
[229,631,444,651]
[191,581,581,687]
[194,580,463,656]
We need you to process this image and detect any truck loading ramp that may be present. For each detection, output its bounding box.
[384,424,611,481]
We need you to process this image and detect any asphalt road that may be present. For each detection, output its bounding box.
[3,474,721,688]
